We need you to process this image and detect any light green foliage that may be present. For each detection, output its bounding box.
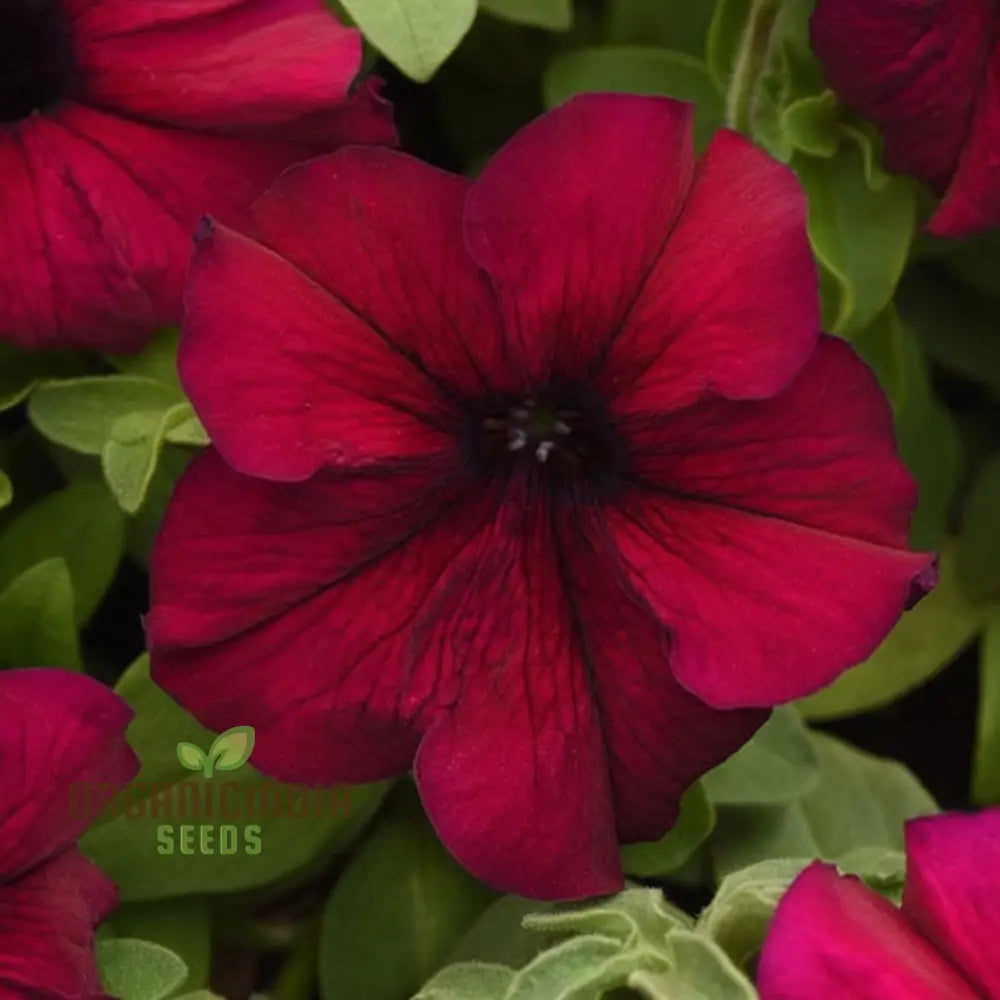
[340,0,477,80]
[318,785,495,1000]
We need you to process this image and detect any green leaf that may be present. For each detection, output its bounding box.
[898,263,1000,396]
[28,376,183,455]
[794,143,917,337]
[706,0,751,93]
[0,469,11,510]
[0,478,125,623]
[447,896,556,969]
[503,936,640,999]
[109,327,183,388]
[780,91,841,158]
[102,405,189,514]
[798,545,986,720]
[697,858,807,969]
[414,961,515,999]
[81,657,390,901]
[894,326,962,551]
[522,887,690,943]
[543,47,724,151]
[0,558,81,669]
[126,447,194,565]
[700,849,907,971]
[318,784,495,1000]
[479,0,570,30]
[623,783,716,876]
[852,305,908,413]
[628,932,757,1000]
[957,456,1000,602]
[105,900,212,993]
[606,0,716,56]
[710,731,936,878]
[702,709,818,805]
[176,743,206,772]
[341,0,477,81]
[973,612,1000,804]
[163,404,210,447]
[208,726,256,772]
[0,342,89,412]
[98,939,188,1000]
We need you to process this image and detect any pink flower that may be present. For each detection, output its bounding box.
[0,669,138,999]
[758,808,1000,1000]
[0,0,394,353]
[147,95,933,900]
[811,0,1000,237]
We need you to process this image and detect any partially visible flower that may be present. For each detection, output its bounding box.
[0,0,394,353]
[0,669,138,999]
[148,95,933,900]
[811,0,999,237]
[758,808,1000,1000]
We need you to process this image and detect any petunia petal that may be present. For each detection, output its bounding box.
[930,38,1000,237]
[557,508,767,843]
[810,0,992,191]
[0,131,58,342]
[606,489,931,709]
[623,337,919,549]
[0,669,137,881]
[902,809,1000,998]
[600,129,818,416]
[757,862,981,1000]
[149,454,493,784]
[2,104,320,352]
[0,848,118,1000]
[147,448,465,649]
[180,223,457,480]
[463,93,696,385]
[78,0,364,133]
[413,488,622,900]
[252,148,510,397]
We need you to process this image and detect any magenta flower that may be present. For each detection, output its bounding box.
[811,0,1000,237]
[758,808,1000,1000]
[0,669,138,998]
[148,95,933,899]
[0,0,394,353]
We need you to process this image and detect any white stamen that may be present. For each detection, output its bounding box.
[554,420,571,436]
[508,429,528,451]
[535,440,555,463]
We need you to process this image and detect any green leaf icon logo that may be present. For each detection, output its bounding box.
[208,726,256,773]
[176,741,206,772]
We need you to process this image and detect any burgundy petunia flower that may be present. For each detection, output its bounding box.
[758,808,1000,1000]
[0,0,394,353]
[0,669,138,999]
[811,0,1000,237]
[148,95,933,900]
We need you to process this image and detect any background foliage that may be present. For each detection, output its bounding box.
[2,0,998,997]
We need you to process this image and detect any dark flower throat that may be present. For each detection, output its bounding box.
[464,383,629,502]
[0,0,76,123]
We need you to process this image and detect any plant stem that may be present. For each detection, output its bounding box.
[726,0,782,133]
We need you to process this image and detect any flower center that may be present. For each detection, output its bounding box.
[465,384,629,502]
[0,0,77,123]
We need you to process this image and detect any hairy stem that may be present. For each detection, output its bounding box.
[726,0,782,133]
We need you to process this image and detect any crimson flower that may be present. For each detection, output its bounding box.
[758,808,1000,1000]
[0,0,394,353]
[148,95,933,899]
[0,669,138,999]
[811,0,1000,237]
